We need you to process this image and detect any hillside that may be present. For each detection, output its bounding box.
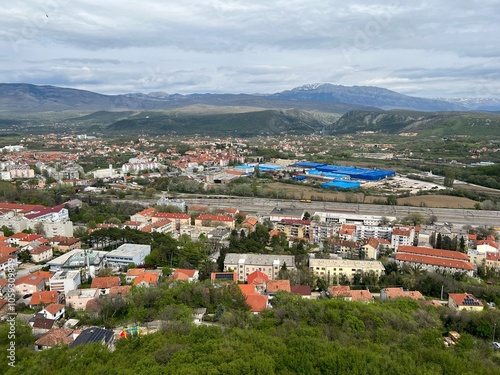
[329,110,500,138]
[105,108,329,136]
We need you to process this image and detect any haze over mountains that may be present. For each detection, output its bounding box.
[1,83,500,138]
[2,82,500,113]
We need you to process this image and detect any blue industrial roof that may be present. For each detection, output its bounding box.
[305,170,350,180]
[293,162,326,169]
[258,164,283,171]
[321,181,361,190]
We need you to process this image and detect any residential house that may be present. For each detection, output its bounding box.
[361,238,383,260]
[129,207,156,223]
[290,285,312,299]
[54,237,81,253]
[485,252,500,270]
[241,217,259,232]
[266,280,291,296]
[66,289,99,310]
[133,271,160,287]
[125,268,146,283]
[328,286,373,302]
[91,276,120,295]
[15,271,53,295]
[31,316,56,336]
[70,327,115,349]
[237,284,268,313]
[380,287,424,301]
[40,303,65,320]
[140,219,173,234]
[448,293,484,312]
[30,245,53,263]
[34,328,74,351]
[170,268,198,282]
[29,291,60,308]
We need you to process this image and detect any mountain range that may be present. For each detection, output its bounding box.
[2,82,500,113]
[1,83,500,138]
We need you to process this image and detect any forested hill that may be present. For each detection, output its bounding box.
[2,283,500,374]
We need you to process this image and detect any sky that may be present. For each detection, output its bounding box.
[0,0,499,98]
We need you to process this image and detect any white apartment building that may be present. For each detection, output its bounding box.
[49,270,82,294]
[224,253,296,282]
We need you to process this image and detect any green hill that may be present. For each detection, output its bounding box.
[329,110,500,138]
[106,109,329,136]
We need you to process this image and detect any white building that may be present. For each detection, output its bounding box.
[309,258,386,284]
[49,270,81,294]
[105,243,151,267]
[223,253,296,282]
[92,164,120,179]
[313,211,396,226]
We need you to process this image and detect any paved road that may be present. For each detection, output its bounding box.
[181,196,500,228]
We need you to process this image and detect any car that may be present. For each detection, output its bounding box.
[489,342,500,350]
[21,294,32,300]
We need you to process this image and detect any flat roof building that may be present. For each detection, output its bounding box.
[49,270,81,294]
[105,243,151,267]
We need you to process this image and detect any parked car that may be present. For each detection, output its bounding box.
[489,342,500,350]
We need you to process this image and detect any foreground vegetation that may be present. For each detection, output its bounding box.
[2,287,500,374]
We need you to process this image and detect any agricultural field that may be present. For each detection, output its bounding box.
[396,195,478,208]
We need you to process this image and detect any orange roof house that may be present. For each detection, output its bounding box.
[246,294,268,312]
[380,287,424,301]
[266,280,291,294]
[91,276,120,289]
[170,268,199,282]
[29,291,59,307]
[247,270,269,285]
[133,272,160,287]
[448,293,484,311]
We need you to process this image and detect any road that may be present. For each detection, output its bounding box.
[180,196,500,228]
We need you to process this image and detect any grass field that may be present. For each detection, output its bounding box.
[265,182,479,208]
[397,195,477,208]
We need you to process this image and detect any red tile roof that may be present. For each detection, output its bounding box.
[126,268,146,277]
[91,277,120,289]
[266,280,291,293]
[35,328,73,347]
[448,293,483,307]
[290,285,311,296]
[133,272,159,285]
[15,271,53,286]
[196,214,235,222]
[348,289,373,302]
[30,291,59,306]
[396,253,474,271]
[476,240,499,249]
[382,287,424,300]
[398,246,469,261]
[238,284,257,296]
[44,303,65,315]
[246,294,268,312]
[247,270,269,285]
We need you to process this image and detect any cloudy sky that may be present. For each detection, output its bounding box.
[1,0,499,98]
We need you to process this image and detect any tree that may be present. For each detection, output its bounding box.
[436,233,443,249]
[386,195,397,205]
[444,170,455,188]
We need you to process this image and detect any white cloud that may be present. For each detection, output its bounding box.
[0,0,498,97]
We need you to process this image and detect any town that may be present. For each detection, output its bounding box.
[0,132,499,361]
